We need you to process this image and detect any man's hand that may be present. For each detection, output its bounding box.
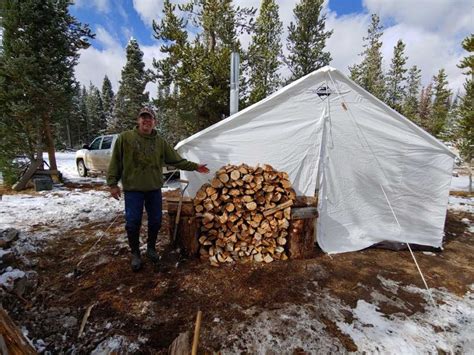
[110,185,121,200]
[196,164,209,173]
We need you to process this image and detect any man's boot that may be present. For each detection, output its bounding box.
[146,232,160,263]
[131,252,142,272]
[127,231,142,272]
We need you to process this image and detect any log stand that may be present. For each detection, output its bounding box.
[167,196,318,260]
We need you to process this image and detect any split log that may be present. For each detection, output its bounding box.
[169,331,191,355]
[0,307,36,354]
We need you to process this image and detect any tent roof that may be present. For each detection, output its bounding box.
[175,66,455,158]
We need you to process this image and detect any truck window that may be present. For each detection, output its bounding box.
[89,137,102,150]
[101,136,113,150]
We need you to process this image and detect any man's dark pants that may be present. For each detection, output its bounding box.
[124,190,162,254]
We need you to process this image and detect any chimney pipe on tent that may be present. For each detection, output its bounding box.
[230,52,240,115]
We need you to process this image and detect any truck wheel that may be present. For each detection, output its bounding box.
[77,159,88,177]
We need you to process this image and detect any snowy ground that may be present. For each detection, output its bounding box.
[0,152,473,353]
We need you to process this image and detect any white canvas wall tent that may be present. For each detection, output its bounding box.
[175,66,455,254]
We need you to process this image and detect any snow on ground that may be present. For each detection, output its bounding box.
[0,188,123,232]
[52,151,106,184]
[1,152,473,352]
[449,195,474,213]
[0,152,180,234]
[450,173,473,192]
[338,285,474,354]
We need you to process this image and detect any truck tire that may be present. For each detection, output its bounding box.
[77,159,88,177]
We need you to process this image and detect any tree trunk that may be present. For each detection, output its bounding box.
[65,116,72,148]
[12,134,43,191]
[43,114,57,171]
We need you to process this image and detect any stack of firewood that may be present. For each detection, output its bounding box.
[194,164,296,266]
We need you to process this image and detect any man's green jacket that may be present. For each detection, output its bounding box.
[107,128,198,191]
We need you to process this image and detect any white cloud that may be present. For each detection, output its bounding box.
[326,12,369,74]
[75,27,125,93]
[76,26,165,99]
[324,1,470,92]
[132,0,164,27]
[363,0,473,37]
[142,44,167,98]
[74,0,110,13]
[95,25,120,49]
[76,0,470,98]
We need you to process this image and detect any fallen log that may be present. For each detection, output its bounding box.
[0,307,36,354]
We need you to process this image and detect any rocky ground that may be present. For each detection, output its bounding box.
[0,182,473,353]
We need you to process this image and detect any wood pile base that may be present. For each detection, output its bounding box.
[167,196,317,261]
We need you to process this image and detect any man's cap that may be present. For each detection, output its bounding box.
[138,107,156,119]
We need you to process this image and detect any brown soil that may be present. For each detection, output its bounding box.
[2,183,473,353]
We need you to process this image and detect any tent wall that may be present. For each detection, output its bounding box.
[178,72,331,197]
[316,70,453,252]
[177,67,454,254]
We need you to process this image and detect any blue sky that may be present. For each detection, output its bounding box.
[71,0,472,97]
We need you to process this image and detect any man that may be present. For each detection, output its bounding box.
[107,107,209,271]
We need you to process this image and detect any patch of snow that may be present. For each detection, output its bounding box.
[34,339,46,353]
[448,196,474,213]
[0,190,123,232]
[220,303,346,353]
[0,268,25,291]
[450,174,473,192]
[461,218,471,224]
[370,289,410,311]
[0,249,11,259]
[50,151,105,184]
[91,335,140,354]
[377,275,400,294]
[338,286,474,354]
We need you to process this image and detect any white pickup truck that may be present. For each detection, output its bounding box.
[75,134,178,178]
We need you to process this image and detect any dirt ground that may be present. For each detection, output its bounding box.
[2,183,473,353]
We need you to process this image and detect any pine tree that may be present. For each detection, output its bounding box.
[152,0,255,142]
[152,0,189,144]
[286,0,332,81]
[0,0,93,186]
[458,34,474,76]
[349,14,385,100]
[455,34,474,161]
[86,83,106,136]
[152,0,188,91]
[66,84,86,147]
[442,90,460,141]
[113,39,150,132]
[456,79,474,161]
[247,0,283,104]
[402,65,421,122]
[430,69,452,137]
[101,75,115,132]
[79,86,91,143]
[417,84,432,131]
[386,40,407,112]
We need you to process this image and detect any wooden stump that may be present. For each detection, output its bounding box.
[288,206,318,259]
[167,197,199,257]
